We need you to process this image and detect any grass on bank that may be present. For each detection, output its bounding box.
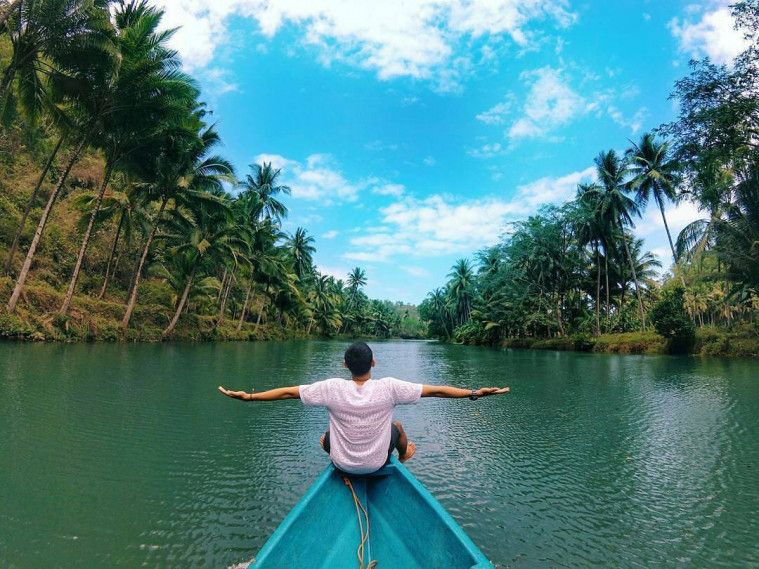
[498,327,758,357]
[0,277,291,342]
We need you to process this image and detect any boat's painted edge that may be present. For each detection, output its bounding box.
[387,456,494,569]
[250,463,335,566]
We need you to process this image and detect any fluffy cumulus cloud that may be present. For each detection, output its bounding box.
[474,67,648,148]
[252,153,405,203]
[152,0,576,88]
[669,3,750,65]
[343,167,594,261]
[508,66,588,140]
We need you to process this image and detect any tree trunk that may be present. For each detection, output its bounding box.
[236,283,252,331]
[256,307,263,325]
[216,268,227,305]
[121,196,168,328]
[657,194,686,287]
[4,134,64,275]
[0,0,22,29]
[622,231,646,329]
[217,268,234,325]
[98,210,125,299]
[6,137,86,312]
[60,160,115,315]
[556,295,565,336]
[604,248,610,318]
[163,265,196,337]
[595,241,601,335]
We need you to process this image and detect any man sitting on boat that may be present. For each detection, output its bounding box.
[218,341,510,474]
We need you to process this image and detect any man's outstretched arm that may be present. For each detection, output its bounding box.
[421,385,510,398]
[218,385,300,401]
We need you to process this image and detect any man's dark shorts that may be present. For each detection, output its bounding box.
[322,422,401,462]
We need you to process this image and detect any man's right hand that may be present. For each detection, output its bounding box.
[476,387,510,397]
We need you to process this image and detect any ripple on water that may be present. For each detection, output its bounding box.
[1,342,758,568]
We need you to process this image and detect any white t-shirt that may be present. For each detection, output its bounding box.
[300,377,423,474]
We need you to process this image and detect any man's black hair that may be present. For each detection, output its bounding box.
[344,342,373,376]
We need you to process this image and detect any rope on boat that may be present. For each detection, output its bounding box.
[342,475,377,569]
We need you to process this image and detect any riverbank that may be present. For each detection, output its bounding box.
[496,328,759,357]
[0,277,293,342]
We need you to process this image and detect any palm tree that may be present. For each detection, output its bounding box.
[160,196,246,337]
[0,0,22,30]
[59,0,199,315]
[626,133,682,273]
[286,227,315,280]
[121,121,234,328]
[71,179,150,298]
[240,162,290,223]
[0,0,113,120]
[5,0,116,311]
[347,267,367,293]
[593,149,646,328]
[447,258,475,326]
[4,135,64,275]
[574,184,605,334]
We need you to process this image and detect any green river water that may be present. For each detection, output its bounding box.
[1,340,758,568]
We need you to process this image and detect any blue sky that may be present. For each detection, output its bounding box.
[155,0,748,303]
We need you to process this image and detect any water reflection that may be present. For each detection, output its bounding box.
[0,341,757,568]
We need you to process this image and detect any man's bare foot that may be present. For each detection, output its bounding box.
[399,441,416,463]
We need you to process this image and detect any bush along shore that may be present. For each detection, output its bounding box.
[419,0,759,359]
[0,1,426,343]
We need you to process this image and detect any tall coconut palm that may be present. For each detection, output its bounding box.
[160,196,246,337]
[240,162,290,223]
[0,0,113,120]
[447,258,475,326]
[626,133,682,270]
[0,0,22,30]
[121,120,234,328]
[593,149,646,328]
[59,0,198,315]
[5,0,116,311]
[574,183,605,334]
[286,227,315,280]
[4,135,64,275]
[347,267,367,294]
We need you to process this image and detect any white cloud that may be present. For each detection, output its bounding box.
[475,98,515,125]
[153,0,576,89]
[508,66,587,140]
[253,153,359,202]
[670,4,749,65]
[401,265,432,278]
[342,166,594,262]
[252,154,407,203]
[423,156,436,166]
[322,230,339,239]
[372,183,406,197]
[607,105,647,134]
[512,166,595,210]
[467,142,504,159]
[317,265,351,281]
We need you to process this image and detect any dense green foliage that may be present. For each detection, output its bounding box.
[0,0,421,341]
[649,286,696,353]
[421,0,759,348]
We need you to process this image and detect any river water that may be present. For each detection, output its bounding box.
[1,340,757,568]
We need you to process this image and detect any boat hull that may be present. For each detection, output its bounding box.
[251,457,494,569]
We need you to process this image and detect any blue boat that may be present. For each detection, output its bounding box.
[250,456,494,568]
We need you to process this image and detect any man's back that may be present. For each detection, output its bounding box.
[300,377,422,473]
